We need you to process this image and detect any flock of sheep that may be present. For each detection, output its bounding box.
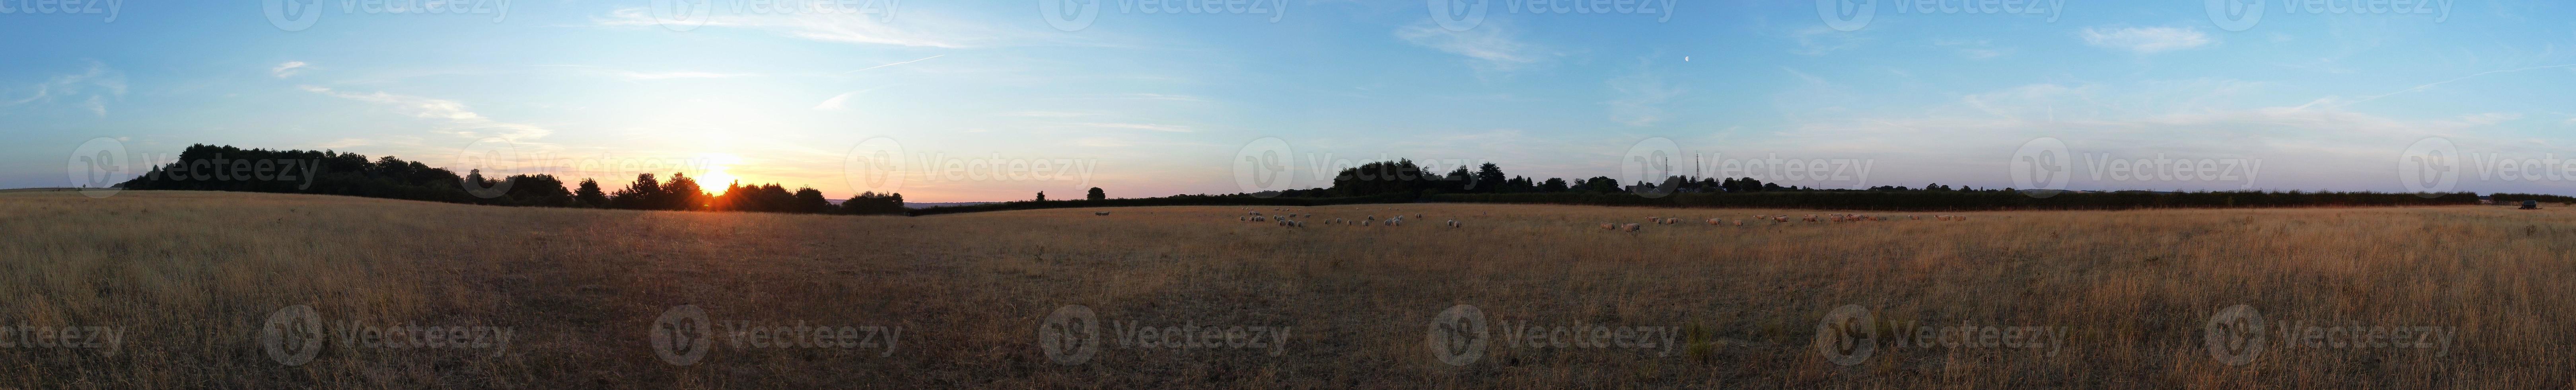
[1224,208,1466,229]
[1092,208,1973,232]
[1598,213,1971,232]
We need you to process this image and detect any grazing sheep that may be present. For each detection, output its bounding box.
[1446,219,1461,228]
[1910,216,1921,220]
[1936,215,1951,221]
[1953,215,1968,221]
[1732,220,1744,226]
[1646,216,1660,224]
[1621,223,1642,232]
[1803,214,1819,222]
[1095,211,1111,216]
[1707,218,1724,225]
[1415,213,1424,218]
[1600,222,1617,230]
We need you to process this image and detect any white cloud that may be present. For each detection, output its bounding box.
[299,86,553,141]
[2080,26,2212,54]
[4,62,125,117]
[1395,21,1555,70]
[271,61,310,78]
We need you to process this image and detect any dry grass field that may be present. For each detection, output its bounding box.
[2,190,2571,389]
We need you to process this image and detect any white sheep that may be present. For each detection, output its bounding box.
[1621,223,1642,232]
[1600,222,1616,230]
[1095,211,1111,216]
[1446,219,1461,228]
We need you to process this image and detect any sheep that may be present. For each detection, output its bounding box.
[1953,215,1969,221]
[1095,211,1111,216]
[1803,214,1820,222]
[1646,216,1660,224]
[1621,223,1642,232]
[1362,220,1372,226]
[1707,218,1724,225]
[1600,222,1617,230]
[1774,216,1790,222]
[1666,217,1680,224]
[1415,213,1424,218]
[1732,220,1745,226]
[1446,219,1461,228]
[1936,215,1951,221]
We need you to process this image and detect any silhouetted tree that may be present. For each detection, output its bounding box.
[1087,187,1106,201]
[574,179,608,207]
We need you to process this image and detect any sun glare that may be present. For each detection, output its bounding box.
[697,153,744,194]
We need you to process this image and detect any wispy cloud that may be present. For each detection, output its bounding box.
[300,86,553,141]
[2081,26,2212,54]
[271,61,310,78]
[1395,21,1555,70]
[3,61,126,116]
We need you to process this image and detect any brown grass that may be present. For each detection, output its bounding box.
[1,191,2570,389]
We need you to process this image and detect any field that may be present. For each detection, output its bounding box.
[2,191,2571,389]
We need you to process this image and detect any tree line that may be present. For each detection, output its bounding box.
[112,145,2509,215]
[116,144,908,214]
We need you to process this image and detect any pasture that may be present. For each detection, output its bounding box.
[2,191,2569,388]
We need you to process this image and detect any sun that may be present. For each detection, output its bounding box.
[695,153,744,195]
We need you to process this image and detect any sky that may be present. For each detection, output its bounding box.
[6,0,2575,202]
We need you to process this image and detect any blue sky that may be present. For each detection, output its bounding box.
[7,0,2574,201]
